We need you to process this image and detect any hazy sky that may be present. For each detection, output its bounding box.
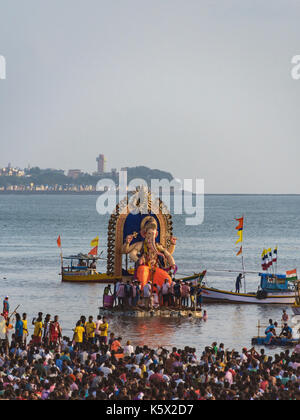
[0,0,299,193]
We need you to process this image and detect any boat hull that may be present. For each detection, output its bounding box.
[251,336,298,347]
[62,272,120,284]
[202,286,295,305]
[62,272,201,285]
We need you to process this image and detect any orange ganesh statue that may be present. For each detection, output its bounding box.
[121,216,177,289]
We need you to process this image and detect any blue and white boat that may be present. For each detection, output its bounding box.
[202,273,295,305]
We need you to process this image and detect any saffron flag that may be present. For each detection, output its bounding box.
[237,247,243,256]
[235,217,244,231]
[57,236,62,248]
[286,269,298,281]
[89,247,98,256]
[235,217,244,244]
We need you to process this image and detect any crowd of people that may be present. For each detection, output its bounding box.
[105,279,205,310]
[1,304,300,400]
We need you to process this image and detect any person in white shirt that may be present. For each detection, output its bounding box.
[100,362,112,377]
[143,282,152,310]
[95,315,103,344]
[135,351,145,364]
[124,340,134,356]
[33,350,42,361]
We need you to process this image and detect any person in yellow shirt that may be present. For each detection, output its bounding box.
[32,314,43,345]
[85,316,96,345]
[80,316,87,343]
[99,316,109,345]
[73,321,85,349]
[22,313,28,345]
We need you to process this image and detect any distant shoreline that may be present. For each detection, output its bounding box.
[0,191,300,197]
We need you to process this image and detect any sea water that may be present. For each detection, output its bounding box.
[1,194,300,352]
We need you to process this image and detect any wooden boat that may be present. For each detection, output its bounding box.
[201,273,295,305]
[62,271,120,283]
[61,254,202,285]
[61,254,121,284]
[251,336,298,347]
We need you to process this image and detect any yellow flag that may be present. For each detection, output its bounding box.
[90,236,99,247]
[236,230,243,244]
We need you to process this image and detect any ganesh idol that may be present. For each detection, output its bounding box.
[121,216,177,289]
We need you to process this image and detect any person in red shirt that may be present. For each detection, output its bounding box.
[49,315,62,349]
[149,368,165,384]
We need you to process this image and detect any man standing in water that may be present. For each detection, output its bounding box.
[235,274,243,294]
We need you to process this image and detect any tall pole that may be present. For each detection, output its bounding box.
[270,250,275,277]
[236,215,246,293]
[242,254,246,293]
[242,215,246,293]
[60,249,63,277]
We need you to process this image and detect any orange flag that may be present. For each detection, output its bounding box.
[57,236,62,248]
[89,246,98,256]
[235,217,244,231]
[236,246,243,256]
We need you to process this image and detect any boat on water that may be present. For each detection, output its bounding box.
[201,273,296,305]
[61,253,203,284]
[61,254,120,283]
[251,336,298,347]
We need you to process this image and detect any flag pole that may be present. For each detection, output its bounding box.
[60,246,63,277]
[241,215,246,293]
[242,254,246,293]
[265,248,269,276]
[235,215,246,293]
[270,250,274,276]
[57,236,63,276]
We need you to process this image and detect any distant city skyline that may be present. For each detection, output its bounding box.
[0,155,150,177]
[0,1,300,193]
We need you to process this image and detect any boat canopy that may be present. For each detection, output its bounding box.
[63,253,101,261]
[259,273,290,292]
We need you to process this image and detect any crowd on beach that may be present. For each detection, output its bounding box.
[106,279,204,310]
[1,299,300,400]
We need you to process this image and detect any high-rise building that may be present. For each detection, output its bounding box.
[96,154,106,173]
